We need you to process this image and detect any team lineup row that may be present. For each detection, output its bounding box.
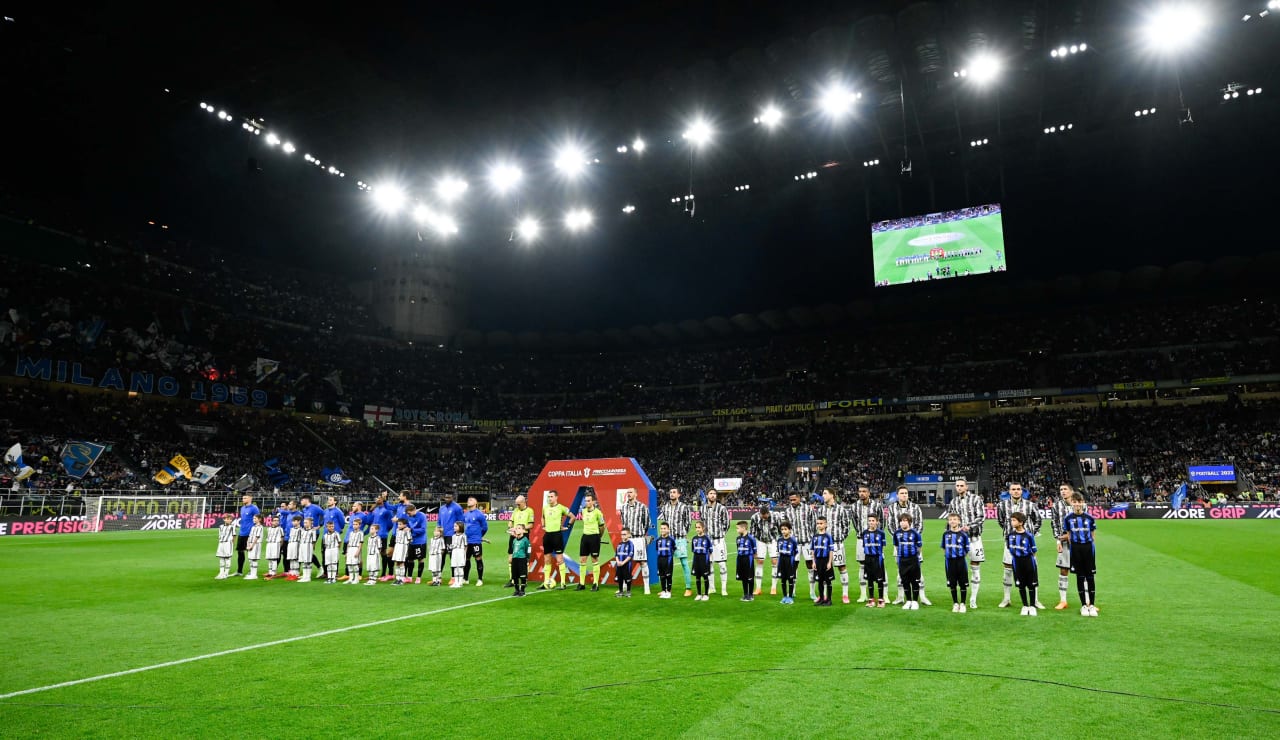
[213,483,1101,617]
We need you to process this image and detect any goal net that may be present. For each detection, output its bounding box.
[85,495,210,533]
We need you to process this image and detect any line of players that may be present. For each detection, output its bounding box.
[213,482,1099,616]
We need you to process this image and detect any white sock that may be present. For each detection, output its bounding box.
[249,562,258,577]
[970,567,981,602]
[808,571,816,599]
[1059,574,1070,602]
[641,563,650,592]
[719,563,729,593]
[840,571,850,597]
[1003,568,1013,600]
[755,564,763,584]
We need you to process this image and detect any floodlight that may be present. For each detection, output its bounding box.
[488,163,523,194]
[372,184,407,214]
[564,208,593,231]
[435,175,469,203]
[554,145,588,177]
[281,141,295,154]
[516,216,540,241]
[968,53,1001,85]
[1142,5,1207,53]
[622,205,636,214]
[756,104,783,127]
[632,137,646,153]
[265,133,280,146]
[683,119,713,146]
[818,84,858,117]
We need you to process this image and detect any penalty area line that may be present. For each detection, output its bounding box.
[0,592,539,701]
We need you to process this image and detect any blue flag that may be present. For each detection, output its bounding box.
[1171,483,1188,509]
[61,441,106,480]
[1108,502,1130,513]
[264,458,292,487]
[321,466,351,486]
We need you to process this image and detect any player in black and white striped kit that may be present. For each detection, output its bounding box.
[851,485,883,603]
[782,494,818,602]
[886,486,931,605]
[1050,483,1076,610]
[996,483,1044,609]
[620,488,652,595]
[699,490,731,596]
[946,479,985,608]
[748,504,781,596]
[818,488,854,604]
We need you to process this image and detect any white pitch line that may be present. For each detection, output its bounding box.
[0,593,533,700]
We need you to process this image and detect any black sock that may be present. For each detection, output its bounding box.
[477,560,484,580]
[237,552,245,573]
[1019,585,1029,606]
[961,586,968,604]
[950,585,959,603]
[1029,586,1038,606]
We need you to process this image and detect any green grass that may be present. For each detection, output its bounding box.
[872,212,1005,285]
[2,520,1279,738]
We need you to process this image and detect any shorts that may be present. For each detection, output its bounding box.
[410,544,425,562]
[814,556,832,581]
[710,538,727,563]
[692,553,710,577]
[1002,543,1014,567]
[736,554,754,581]
[579,534,602,558]
[1012,557,1038,588]
[631,536,648,562]
[1055,543,1071,569]
[968,535,986,562]
[831,542,847,569]
[512,557,528,579]
[1069,542,1096,575]
[864,557,886,584]
[777,558,797,581]
[945,556,970,587]
[542,531,565,555]
[755,540,778,560]
[855,539,866,563]
[467,543,483,560]
[897,557,921,586]
[799,543,813,562]
[236,534,249,552]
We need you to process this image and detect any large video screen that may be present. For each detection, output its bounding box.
[1187,464,1236,484]
[871,203,1006,287]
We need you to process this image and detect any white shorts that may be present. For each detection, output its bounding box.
[632,536,648,562]
[799,543,813,562]
[325,548,340,566]
[216,542,232,558]
[286,541,300,560]
[1055,543,1071,569]
[1002,544,1013,566]
[755,541,778,560]
[855,539,866,563]
[429,553,444,572]
[710,538,727,563]
[969,537,985,563]
[831,542,847,569]
[266,543,282,560]
[450,551,466,569]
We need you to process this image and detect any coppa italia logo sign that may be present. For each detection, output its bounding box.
[547,466,628,479]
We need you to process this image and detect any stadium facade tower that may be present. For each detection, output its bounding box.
[356,241,465,341]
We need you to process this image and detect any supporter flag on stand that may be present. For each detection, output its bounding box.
[264,458,292,487]
[1108,502,1130,514]
[60,441,106,480]
[4,444,36,481]
[323,370,344,396]
[192,464,223,485]
[321,467,351,486]
[252,357,280,383]
[232,474,256,492]
[363,405,393,424]
[153,454,192,485]
[1170,483,1189,509]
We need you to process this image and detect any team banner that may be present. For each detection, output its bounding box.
[60,441,107,480]
[192,464,223,485]
[14,355,271,408]
[320,466,351,486]
[4,443,36,481]
[525,458,659,584]
[153,454,192,486]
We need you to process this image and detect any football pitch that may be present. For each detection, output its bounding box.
[872,213,1005,285]
[2,520,1278,738]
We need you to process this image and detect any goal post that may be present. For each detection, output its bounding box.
[85,495,210,533]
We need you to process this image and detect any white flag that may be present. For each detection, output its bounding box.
[192,464,223,485]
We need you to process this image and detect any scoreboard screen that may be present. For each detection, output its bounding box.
[871,203,1007,286]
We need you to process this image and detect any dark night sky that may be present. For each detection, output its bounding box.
[2,2,1278,331]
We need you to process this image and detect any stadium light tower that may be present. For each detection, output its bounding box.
[1142,4,1207,53]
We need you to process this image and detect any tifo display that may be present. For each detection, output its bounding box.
[871,203,1007,286]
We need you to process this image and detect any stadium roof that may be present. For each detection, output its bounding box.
[3,2,1278,332]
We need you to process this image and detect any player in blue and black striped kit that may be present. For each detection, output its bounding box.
[614,529,635,598]
[735,521,756,601]
[655,523,676,599]
[1007,512,1039,616]
[777,523,799,605]
[893,514,923,610]
[811,518,835,607]
[861,515,887,607]
[1063,496,1099,617]
[941,513,971,613]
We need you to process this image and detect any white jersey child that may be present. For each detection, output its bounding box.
[346,527,364,585]
[297,526,318,582]
[265,522,284,578]
[450,531,467,587]
[429,533,446,585]
[364,531,383,585]
[215,520,235,579]
[245,522,263,579]
[286,524,302,577]
[392,525,411,582]
[323,530,342,583]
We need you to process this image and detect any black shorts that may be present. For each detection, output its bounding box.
[1012,557,1038,588]
[410,544,425,562]
[467,543,483,559]
[579,534,602,558]
[814,556,832,580]
[236,534,248,552]
[864,557,886,584]
[692,553,710,576]
[616,563,632,583]
[511,557,528,578]
[945,556,969,587]
[736,554,754,581]
[542,531,564,555]
[657,555,673,575]
[1069,542,1096,575]
[897,557,921,585]
[778,558,797,580]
